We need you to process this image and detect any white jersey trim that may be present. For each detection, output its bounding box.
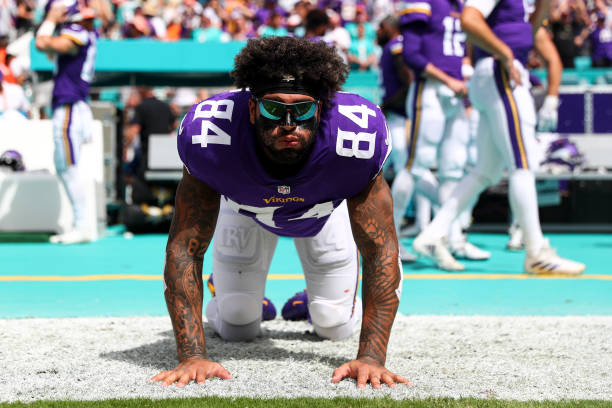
[465,0,499,18]
[403,2,431,12]
[60,26,89,46]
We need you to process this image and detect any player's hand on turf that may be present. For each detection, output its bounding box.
[331,357,411,389]
[150,358,231,387]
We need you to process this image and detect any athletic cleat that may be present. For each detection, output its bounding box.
[506,223,525,251]
[281,289,310,322]
[524,240,585,275]
[208,275,277,320]
[49,229,92,245]
[413,234,465,271]
[261,298,277,321]
[399,243,417,262]
[451,241,491,261]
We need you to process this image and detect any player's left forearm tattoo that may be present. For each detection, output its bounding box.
[347,173,401,366]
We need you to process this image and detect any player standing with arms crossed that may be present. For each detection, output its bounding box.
[392,0,490,269]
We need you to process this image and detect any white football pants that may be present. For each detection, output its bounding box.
[206,198,362,342]
[52,101,93,230]
[392,77,468,234]
[424,58,545,253]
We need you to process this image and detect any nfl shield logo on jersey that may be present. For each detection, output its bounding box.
[278,185,291,195]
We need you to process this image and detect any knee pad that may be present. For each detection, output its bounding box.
[308,299,350,329]
[207,293,262,342]
[218,292,261,326]
[311,297,362,341]
[216,319,261,342]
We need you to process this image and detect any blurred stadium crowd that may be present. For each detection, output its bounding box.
[1,0,612,116]
[2,0,612,79]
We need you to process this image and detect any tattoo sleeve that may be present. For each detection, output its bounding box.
[347,172,401,366]
[164,168,220,362]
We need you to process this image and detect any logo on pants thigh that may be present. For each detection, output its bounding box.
[215,225,258,262]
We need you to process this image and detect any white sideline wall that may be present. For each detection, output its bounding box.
[0,119,105,238]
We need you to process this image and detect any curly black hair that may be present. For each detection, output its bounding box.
[231,36,349,106]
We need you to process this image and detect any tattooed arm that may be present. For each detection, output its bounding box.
[151,168,231,387]
[331,172,410,389]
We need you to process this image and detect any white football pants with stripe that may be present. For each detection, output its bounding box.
[423,58,545,254]
[52,101,93,231]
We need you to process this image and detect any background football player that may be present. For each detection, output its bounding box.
[412,0,585,275]
[391,0,490,269]
[35,0,97,244]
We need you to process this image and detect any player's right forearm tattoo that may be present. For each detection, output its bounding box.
[164,171,220,362]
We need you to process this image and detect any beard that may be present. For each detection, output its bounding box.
[254,115,318,166]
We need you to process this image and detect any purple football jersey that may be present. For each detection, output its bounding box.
[591,26,612,61]
[470,0,533,65]
[52,24,97,109]
[399,0,465,79]
[178,90,391,238]
[379,35,407,117]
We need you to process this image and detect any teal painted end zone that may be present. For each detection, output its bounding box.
[0,232,611,318]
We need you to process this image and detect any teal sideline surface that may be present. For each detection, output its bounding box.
[1,229,611,318]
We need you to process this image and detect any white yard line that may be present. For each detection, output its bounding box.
[1,315,611,402]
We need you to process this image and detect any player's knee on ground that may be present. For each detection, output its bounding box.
[210,293,262,342]
[215,319,261,342]
[309,297,362,341]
